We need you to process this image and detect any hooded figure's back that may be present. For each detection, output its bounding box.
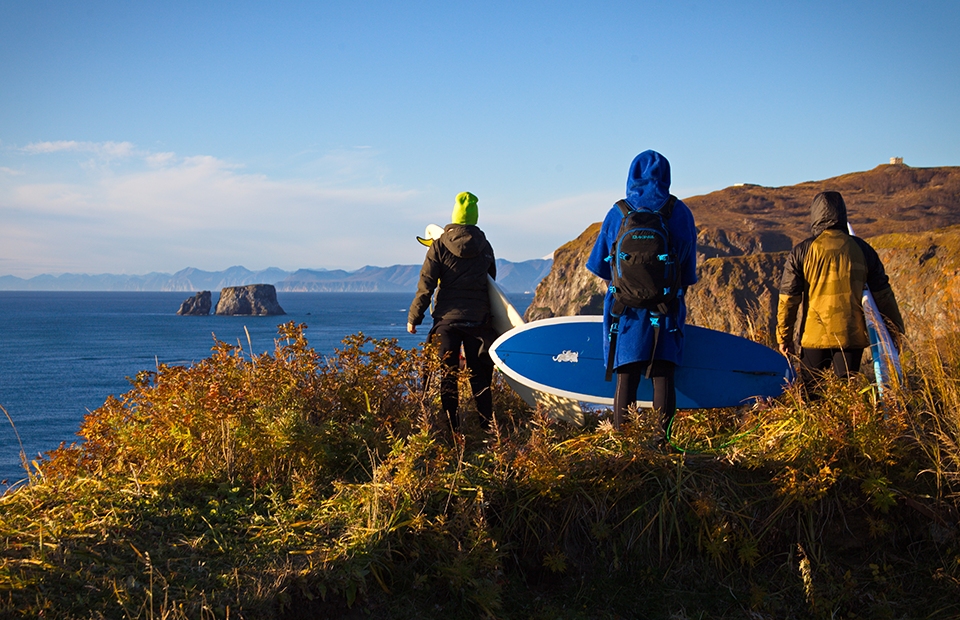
[778,191,899,349]
[586,150,698,367]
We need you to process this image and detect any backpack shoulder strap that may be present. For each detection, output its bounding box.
[660,195,677,219]
[617,196,676,217]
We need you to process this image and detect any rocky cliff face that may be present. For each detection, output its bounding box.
[688,164,960,263]
[872,227,960,338]
[525,223,606,321]
[526,227,960,344]
[685,253,788,339]
[214,284,286,316]
[525,164,960,343]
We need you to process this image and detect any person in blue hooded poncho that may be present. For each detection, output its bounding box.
[586,151,698,441]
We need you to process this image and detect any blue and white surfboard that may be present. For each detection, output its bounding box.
[847,223,903,394]
[489,316,794,409]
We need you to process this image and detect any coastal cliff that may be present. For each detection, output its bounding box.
[525,165,960,342]
[526,225,960,344]
[525,223,606,320]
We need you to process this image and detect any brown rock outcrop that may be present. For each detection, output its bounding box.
[214,284,285,316]
[687,164,960,262]
[176,291,212,316]
[525,164,960,344]
[871,226,960,338]
[524,223,606,321]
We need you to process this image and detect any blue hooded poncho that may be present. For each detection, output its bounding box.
[586,150,698,367]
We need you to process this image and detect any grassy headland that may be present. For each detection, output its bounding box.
[2,320,960,619]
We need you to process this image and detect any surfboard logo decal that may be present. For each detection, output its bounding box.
[553,350,579,363]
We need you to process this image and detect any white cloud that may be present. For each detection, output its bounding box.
[0,143,428,277]
[144,152,177,167]
[20,140,84,154]
[21,140,138,159]
[1,140,601,277]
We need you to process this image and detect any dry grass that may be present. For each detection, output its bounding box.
[2,320,960,619]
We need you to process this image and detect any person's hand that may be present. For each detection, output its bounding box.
[407,322,417,334]
[779,341,794,356]
[887,322,904,354]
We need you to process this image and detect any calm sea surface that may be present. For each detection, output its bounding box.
[0,291,533,491]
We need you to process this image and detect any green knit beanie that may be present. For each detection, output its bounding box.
[452,191,479,226]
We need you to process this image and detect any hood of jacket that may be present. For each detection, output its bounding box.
[625,150,672,211]
[810,191,849,236]
[441,223,488,259]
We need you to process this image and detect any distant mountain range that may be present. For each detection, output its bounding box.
[0,258,553,294]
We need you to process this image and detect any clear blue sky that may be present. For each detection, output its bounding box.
[2,0,957,278]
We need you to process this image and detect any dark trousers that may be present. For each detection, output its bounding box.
[613,360,677,436]
[799,347,863,382]
[432,322,494,432]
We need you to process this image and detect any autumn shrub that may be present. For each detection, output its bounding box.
[6,321,960,619]
[44,323,442,489]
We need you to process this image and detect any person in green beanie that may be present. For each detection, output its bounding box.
[408,192,497,434]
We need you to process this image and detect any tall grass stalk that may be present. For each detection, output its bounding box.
[2,322,960,618]
[1,403,29,493]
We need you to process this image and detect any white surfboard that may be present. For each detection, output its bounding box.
[847,223,903,394]
[418,224,523,330]
[416,224,446,248]
[418,224,585,424]
[487,276,525,335]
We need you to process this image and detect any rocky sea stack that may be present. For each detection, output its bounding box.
[214,284,285,316]
[176,291,212,316]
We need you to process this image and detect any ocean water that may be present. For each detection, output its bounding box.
[0,291,532,491]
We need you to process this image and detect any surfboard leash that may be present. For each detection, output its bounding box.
[665,404,766,455]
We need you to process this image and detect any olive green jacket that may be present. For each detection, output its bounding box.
[777,192,904,350]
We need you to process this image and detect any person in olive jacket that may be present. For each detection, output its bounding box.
[408,192,496,433]
[777,191,904,381]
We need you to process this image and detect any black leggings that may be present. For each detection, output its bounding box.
[432,323,494,432]
[799,347,863,382]
[613,360,676,435]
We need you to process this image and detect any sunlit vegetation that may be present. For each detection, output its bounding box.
[2,319,960,619]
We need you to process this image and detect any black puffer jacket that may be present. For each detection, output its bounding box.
[408,224,496,326]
